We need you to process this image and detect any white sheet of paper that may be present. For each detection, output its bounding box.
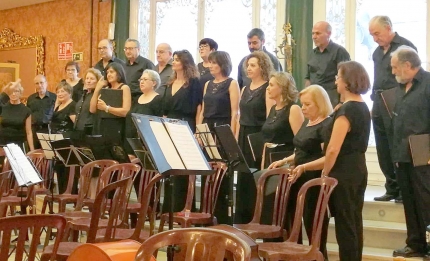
[4,144,42,186]
[149,121,185,169]
[37,133,64,159]
[165,122,209,170]
[196,124,222,160]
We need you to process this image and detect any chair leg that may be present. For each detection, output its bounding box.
[158,216,166,232]
[41,197,48,214]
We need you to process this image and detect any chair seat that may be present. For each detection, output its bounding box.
[59,211,92,221]
[161,211,215,228]
[0,196,33,206]
[42,242,83,261]
[233,223,285,240]
[95,228,150,243]
[258,241,313,259]
[126,202,141,213]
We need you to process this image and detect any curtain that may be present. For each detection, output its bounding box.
[113,0,130,61]
[286,0,313,91]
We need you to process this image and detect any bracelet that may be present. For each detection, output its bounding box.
[303,164,307,173]
[105,105,110,113]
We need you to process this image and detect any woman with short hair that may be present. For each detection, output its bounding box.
[61,61,84,102]
[51,82,76,137]
[197,38,218,87]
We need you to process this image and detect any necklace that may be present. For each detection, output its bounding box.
[307,117,321,126]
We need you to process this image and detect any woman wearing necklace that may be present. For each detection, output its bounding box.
[61,61,84,102]
[197,50,240,224]
[268,85,333,257]
[197,38,218,88]
[0,80,34,152]
[235,50,274,224]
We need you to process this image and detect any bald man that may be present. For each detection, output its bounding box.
[155,43,173,95]
[305,21,351,107]
[94,39,125,77]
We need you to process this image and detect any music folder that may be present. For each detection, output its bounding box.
[380,88,397,118]
[131,113,213,176]
[3,143,43,186]
[98,88,123,118]
[409,134,430,167]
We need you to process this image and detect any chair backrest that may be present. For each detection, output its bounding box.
[96,163,141,196]
[0,214,67,261]
[0,170,12,202]
[134,227,252,261]
[201,162,228,214]
[87,177,133,243]
[75,160,118,211]
[182,175,196,211]
[251,167,293,226]
[287,177,338,252]
[27,149,53,190]
[135,168,159,203]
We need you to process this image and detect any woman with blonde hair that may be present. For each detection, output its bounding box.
[0,80,34,152]
[268,84,333,257]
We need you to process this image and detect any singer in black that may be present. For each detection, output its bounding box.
[0,81,34,152]
[60,61,84,102]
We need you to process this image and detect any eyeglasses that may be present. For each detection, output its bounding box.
[156,50,166,54]
[66,69,76,72]
[34,81,46,85]
[335,75,342,80]
[138,78,154,83]
[124,47,138,51]
[97,46,108,51]
[198,44,210,50]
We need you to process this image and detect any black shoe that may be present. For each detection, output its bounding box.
[374,193,396,201]
[393,246,424,258]
[394,195,403,203]
[424,253,430,261]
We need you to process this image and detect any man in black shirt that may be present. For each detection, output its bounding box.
[27,75,56,149]
[94,39,125,77]
[305,21,351,107]
[369,16,416,203]
[124,38,155,98]
[390,46,430,259]
[155,43,173,95]
[237,28,282,89]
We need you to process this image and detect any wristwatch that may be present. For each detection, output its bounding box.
[105,105,110,113]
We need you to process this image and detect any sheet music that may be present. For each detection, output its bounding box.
[165,122,210,170]
[4,144,42,186]
[37,133,64,159]
[196,124,222,160]
[149,121,185,169]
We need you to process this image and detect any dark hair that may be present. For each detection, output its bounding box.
[337,61,370,95]
[244,51,274,81]
[169,50,198,86]
[247,28,265,41]
[65,61,80,73]
[199,38,218,51]
[208,51,232,77]
[105,62,127,86]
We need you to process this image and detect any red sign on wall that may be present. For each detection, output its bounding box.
[58,42,73,60]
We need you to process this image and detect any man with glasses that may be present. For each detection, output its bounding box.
[238,28,282,89]
[124,38,155,98]
[155,43,173,95]
[94,39,125,77]
[27,74,56,149]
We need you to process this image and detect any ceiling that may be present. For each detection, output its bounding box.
[0,0,54,10]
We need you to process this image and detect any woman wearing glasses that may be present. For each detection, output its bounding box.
[197,38,218,88]
[61,61,84,102]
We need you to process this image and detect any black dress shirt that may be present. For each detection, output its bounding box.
[392,68,430,163]
[125,55,155,96]
[155,60,173,95]
[94,56,126,77]
[26,91,57,125]
[305,40,351,91]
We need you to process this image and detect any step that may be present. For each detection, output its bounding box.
[327,219,407,250]
[363,200,406,223]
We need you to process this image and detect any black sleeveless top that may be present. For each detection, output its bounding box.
[203,78,233,119]
[51,101,77,137]
[261,104,295,151]
[239,82,269,127]
[198,62,214,88]
[0,103,31,145]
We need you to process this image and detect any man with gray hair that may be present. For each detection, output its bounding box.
[305,21,351,107]
[124,38,155,98]
[390,45,430,259]
[369,16,416,204]
[94,39,125,77]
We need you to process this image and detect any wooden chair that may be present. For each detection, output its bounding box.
[41,177,133,261]
[0,214,67,261]
[234,167,293,241]
[257,177,338,261]
[135,227,252,261]
[0,170,12,216]
[158,162,227,231]
[95,173,163,243]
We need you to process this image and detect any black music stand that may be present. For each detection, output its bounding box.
[50,139,95,167]
[127,138,156,170]
[214,124,257,225]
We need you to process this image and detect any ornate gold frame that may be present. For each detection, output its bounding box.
[0,28,45,75]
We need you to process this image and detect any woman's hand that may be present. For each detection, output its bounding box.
[268,159,287,169]
[289,164,306,182]
[97,96,107,111]
[95,76,107,91]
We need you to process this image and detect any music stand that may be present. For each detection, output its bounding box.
[50,139,95,167]
[214,124,257,225]
[127,138,156,170]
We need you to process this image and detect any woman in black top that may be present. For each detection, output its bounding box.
[162,50,202,213]
[269,85,333,257]
[74,68,102,137]
[261,72,303,168]
[290,61,371,261]
[0,80,34,152]
[90,62,131,145]
[61,61,84,102]
[235,50,274,224]
[197,38,218,88]
[197,51,240,224]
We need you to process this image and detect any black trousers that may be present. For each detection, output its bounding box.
[396,163,430,252]
[372,96,399,196]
